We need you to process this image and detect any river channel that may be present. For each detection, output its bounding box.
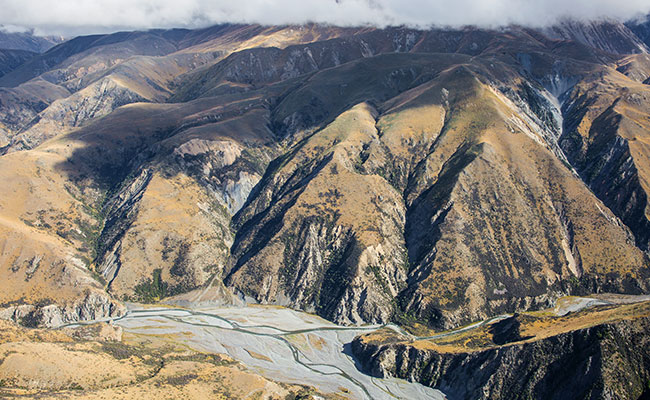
[112,304,446,400]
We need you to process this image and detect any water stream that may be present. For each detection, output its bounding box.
[111,305,446,400]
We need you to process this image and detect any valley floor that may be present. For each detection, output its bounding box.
[112,304,444,400]
[2,295,649,399]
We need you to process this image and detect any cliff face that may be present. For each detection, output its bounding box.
[352,304,650,400]
[0,291,125,328]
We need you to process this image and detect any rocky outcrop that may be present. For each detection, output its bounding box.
[352,315,650,400]
[0,291,125,328]
[172,138,267,214]
[64,321,123,342]
[227,103,410,324]
[96,168,153,287]
[0,125,9,148]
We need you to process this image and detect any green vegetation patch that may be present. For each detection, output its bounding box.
[133,268,168,303]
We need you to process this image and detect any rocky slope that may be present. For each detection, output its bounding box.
[0,24,357,153]
[1,21,650,330]
[352,300,650,400]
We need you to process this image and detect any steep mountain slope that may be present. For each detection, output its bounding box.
[559,67,650,250]
[0,92,276,322]
[0,21,649,331]
[0,49,39,147]
[0,134,128,326]
[227,54,649,327]
[0,79,70,152]
[0,31,180,88]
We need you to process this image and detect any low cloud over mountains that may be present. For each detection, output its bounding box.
[1,0,649,36]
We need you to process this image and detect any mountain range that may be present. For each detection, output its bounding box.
[0,16,650,399]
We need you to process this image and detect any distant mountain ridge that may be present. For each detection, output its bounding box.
[0,29,64,53]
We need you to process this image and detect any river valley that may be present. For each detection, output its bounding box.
[112,305,445,400]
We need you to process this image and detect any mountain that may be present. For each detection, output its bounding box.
[1,16,650,399]
[0,24,359,153]
[627,14,650,48]
[543,19,649,54]
[0,49,36,79]
[0,29,63,53]
[0,17,648,341]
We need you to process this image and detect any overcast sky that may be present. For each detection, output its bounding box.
[1,0,649,36]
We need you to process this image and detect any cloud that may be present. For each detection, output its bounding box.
[1,0,649,36]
